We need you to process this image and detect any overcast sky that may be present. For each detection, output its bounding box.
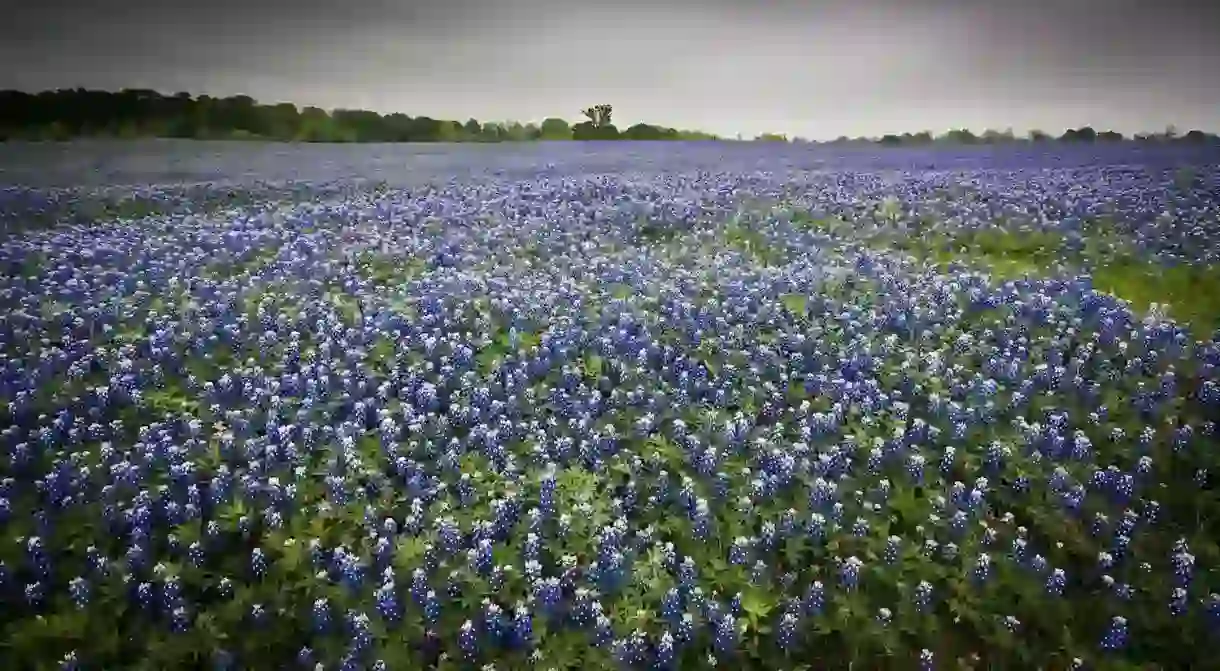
[1,0,1217,140]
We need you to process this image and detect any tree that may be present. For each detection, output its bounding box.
[436,120,463,142]
[942,129,977,144]
[480,122,505,142]
[581,104,613,128]
[265,103,301,139]
[539,117,571,140]
[981,128,1014,143]
[504,121,529,142]
[8,86,1204,146]
[1060,127,1096,142]
[379,113,410,141]
[1183,129,1209,144]
[409,116,441,141]
[623,123,665,140]
[296,106,336,142]
[572,121,619,140]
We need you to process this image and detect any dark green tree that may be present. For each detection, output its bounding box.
[942,128,978,144]
[539,118,572,140]
[622,123,664,140]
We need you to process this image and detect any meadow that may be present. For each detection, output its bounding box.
[1,140,1218,670]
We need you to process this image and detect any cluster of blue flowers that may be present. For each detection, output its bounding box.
[0,142,1218,668]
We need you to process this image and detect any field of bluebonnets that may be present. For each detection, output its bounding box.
[1,140,1219,670]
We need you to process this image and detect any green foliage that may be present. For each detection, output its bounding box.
[622,123,676,141]
[582,104,614,128]
[891,226,1220,339]
[539,117,573,140]
[1092,257,1220,338]
[854,126,1218,147]
[779,293,808,316]
[0,90,722,143]
[572,122,621,141]
[724,221,783,266]
[12,89,1207,146]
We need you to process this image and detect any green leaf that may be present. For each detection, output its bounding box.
[780,293,808,316]
[393,537,429,571]
[476,344,506,374]
[585,354,604,380]
[740,587,775,621]
[609,283,633,300]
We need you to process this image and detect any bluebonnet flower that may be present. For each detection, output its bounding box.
[249,603,268,627]
[729,536,750,565]
[483,600,506,643]
[884,535,901,564]
[136,581,155,609]
[68,576,90,608]
[1206,593,1220,631]
[1030,554,1049,574]
[971,553,992,583]
[348,610,374,653]
[1172,546,1195,587]
[312,598,332,632]
[250,547,267,578]
[950,510,968,537]
[913,581,933,613]
[188,541,205,567]
[375,581,401,622]
[777,612,799,649]
[713,614,738,653]
[424,590,441,624]
[661,587,683,621]
[1046,568,1066,596]
[657,630,676,666]
[513,604,533,647]
[1170,587,1189,616]
[594,614,614,647]
[1101,616,1127,651]
[170,605,191,633]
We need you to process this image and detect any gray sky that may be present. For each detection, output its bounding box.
[2,0,1217,140]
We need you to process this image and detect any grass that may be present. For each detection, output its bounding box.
[888,227,1067,280]
[880,226,1220,339]
[1092,259,1220,338]
[201,247,281,279]
[725,221,786,266]
[359,253,429,286]
[636,218,685,244]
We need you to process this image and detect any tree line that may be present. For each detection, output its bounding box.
[769,126,1220,145]
[0,89,717,142]
[1,88,1216,145]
